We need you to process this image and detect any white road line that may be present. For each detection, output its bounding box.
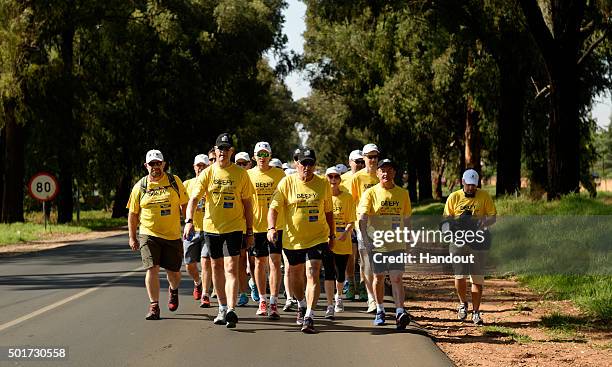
[0,267,142,333]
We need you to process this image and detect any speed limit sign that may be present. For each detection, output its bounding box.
[28,172,59,202]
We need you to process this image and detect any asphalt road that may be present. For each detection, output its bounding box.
[0,234,453,367]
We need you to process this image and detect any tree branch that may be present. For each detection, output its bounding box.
[577,27,610,66]
[518,0,556,62]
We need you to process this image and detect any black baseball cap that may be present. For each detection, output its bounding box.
[377,159,396,169]
[215,133,233,148]
[293,147,316,163]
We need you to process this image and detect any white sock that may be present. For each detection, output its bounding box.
[396,307,405,316]
[305,308,314,318]
[259,295,268,303]
[377,304,385,312]
[203,293,209,297]
[298,299,307,309]
[270,296,277,305]
[335,293,342,301]
[219,304,228,311]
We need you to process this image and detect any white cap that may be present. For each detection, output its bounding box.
[282,162,289,170]
[335,163,348,174]
[326,167,340,176]
[254,141,272,154]
[269,158,282,168]
[462,169,479,185]
[349,149,363,161]
[146,149,164,163]
[285,168,297,176]
[234,152,250,163]
[362,143,379,155]
[193,154,209,165]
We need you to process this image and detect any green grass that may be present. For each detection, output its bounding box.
[0,210,126,245]
[482,326,532,344]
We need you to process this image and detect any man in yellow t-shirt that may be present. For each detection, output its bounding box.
[247,141,286,320]
[350,143,380,311]
[358,159,412,330]
[183,133,255,329]
[128,149,189,321]
[182,154,212,308]
[444,169,496,326]
[322,166,356,320]
[339,149,364,301]
[268,147,334,334]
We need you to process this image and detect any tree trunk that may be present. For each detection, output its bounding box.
[464,96,481,180]
[407,160,418,203]
[0,126,4,213]
[111,174,131,218]
[416,138,433,201]
[1,98,25,223]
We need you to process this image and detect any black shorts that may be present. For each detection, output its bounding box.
[139,234,183,272]
[322,249,349,282]
[249,232,283,257]
[204,231,243,260]
[371,250,406,274]
[283,243,327,266]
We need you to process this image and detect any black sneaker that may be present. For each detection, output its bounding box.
[396,311,411,330]
[296,307,306,325]
[168,287,179,312]
[226,309,238,328]
[145,303,160,320]
[301,316,315,334]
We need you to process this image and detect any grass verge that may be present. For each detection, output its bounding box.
[481,326,533,344]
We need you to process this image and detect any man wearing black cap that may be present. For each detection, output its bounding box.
[267,147,335,334]
[358,159,412,330]
[184,133,255,328]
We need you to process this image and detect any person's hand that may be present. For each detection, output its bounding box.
[328,237,336,251]
[183,222,194,240]
[129,237,139,251]
[267,228,278,243]
[338,232,348,242]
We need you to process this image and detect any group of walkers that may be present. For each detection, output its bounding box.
[127,132,496,334]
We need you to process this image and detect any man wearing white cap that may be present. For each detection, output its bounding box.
[443,169,496,325]
[128,149,189,320]
[247,142,286,319]
[235,152,252,169]
[349,144,380,313]
[340,150,364,192]
[183,154,213,308]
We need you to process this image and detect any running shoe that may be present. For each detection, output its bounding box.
[249,278,260,302]
[200,295,211,308]
[237,293,249,307]
[366,299,377,314]
[168,287,179,312]
[472,311,484,326]
[334,297,344,313]
[301,316,315,334]
[283,297,295,312]
[345,282,355,301]
[256,301,268,316]
[296,307,306,325]
[457,302,468,321]
[325,305,335,320]
[268,303,280,320]
[211,288,217,299]
[374,311,386,326]
[214,308,227,325]
[145,303,160,320]
[396,311,411,330]
[358,282,368,301]
[226,309,238,328]
[343,280,349,294]
[193,283,202,300]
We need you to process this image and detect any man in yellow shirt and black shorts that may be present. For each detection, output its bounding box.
[183,133,255,328]
[359,159,412,330]
[444,169,496,325]
[268,147,335,334]
[128,149,189,320]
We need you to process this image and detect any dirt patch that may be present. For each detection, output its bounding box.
[404,275,611,367]
[0,228,127,257]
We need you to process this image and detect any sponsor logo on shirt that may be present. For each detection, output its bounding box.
[336,226,345,232]
[256,182,273,188]
[297,193,318,200]
[308,215,318,222]
[223,202,234,208]
[223,196,235,201]
[380,200,400,207]
[161,209,171,216]
[363,183,376,190]
[214,179,235,186]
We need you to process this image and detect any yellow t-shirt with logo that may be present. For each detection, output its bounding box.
[340,171,353,193]
[248,166,286,233]
[358,184,411,252]
[331,192,356,255]
[128,174,189,240]
[184,178,205,232]
[190,163,254,234]
[350,168,379,229]
[443,189,497,217]
[270,174,333,250]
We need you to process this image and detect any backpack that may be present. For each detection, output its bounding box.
[138,174,180,204]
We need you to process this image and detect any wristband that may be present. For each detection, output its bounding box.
[267,227,276,231]
[185,218,193,224]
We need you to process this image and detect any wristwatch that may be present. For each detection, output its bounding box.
[185,218,193,224]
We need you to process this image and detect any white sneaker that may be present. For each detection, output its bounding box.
[213,309,227,325]
[472,311,484,325]
[325,305,335,320]
[283,297,295,312]
[457,302,468,320]
[334,298,344,313]
[366,299,377,314]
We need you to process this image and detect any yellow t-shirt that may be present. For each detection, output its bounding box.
[270,174,333,250]
[339,171,353,193]
[184,178,205,232]
[331,192,356,255]
[128,174,189,240]
[350,168,379,229]
[358,183,412,252]
[443,189,497,217]
[248,166,286,233]
[190,163,254,234]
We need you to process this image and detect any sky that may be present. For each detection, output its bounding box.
[268,0,611,128]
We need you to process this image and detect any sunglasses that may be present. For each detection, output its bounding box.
[256,151,270,158]
[148,161,163,167]
[216,146,231,151]
[299,160,315,167]
[236,161,250,167]
[209,157,216,162]
[355,159,365,165]
[365,155,379,160]
[327,174,341,179]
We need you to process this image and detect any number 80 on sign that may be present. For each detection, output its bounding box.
[28,172,59,202]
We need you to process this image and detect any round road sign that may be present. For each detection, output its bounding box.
[28,172,59,202]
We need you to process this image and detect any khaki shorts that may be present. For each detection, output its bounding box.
[449,245,486,285]
[139,234,183,272]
